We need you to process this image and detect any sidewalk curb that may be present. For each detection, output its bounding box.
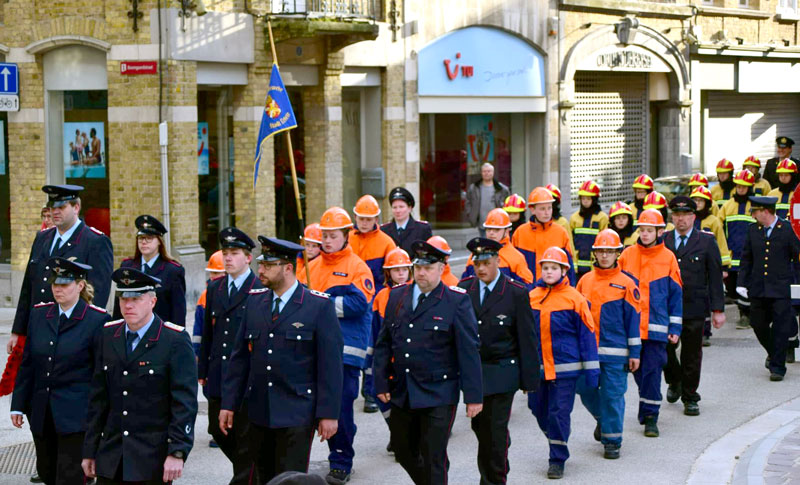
[687,396,800,485]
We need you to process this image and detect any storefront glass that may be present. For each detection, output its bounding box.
[419,113,511,228]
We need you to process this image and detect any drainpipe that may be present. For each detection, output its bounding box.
[159,121,171,255]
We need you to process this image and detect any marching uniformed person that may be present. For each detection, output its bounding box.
[570,180,609,279]
[690,186,732,269]
[719,169,756,328]
[198,228,261,484]
[427,235,461,286]
[82,269,198,484]
[373,240,483,485]
[711,159,736,208]
[459,237,539,485]
[297,223,322,279]
[608,201,637,248]
[544,184,573,250]
[381,187,433,255]
[9,184,113,355]
[297,207,374,485]
[192,250,226,356]
[630,174,655,224]
[688,173,720,218]
[737,196,800,381]
[11,258,109,485]
[764,137,799,188]
[461,209,534,287]
[743,156,772,196]
[220,237,344,484]
[663,197,726,416]
[502,193,528,238]
[114,215,186,326]
[642,191,675,233]
[767,159,799,220]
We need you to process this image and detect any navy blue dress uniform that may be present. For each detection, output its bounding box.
[84,269,198,484]
[13,185,114,337]
[113,215,186,326]
[373,240,483,485]
[663,197,725,408]
[458,238,540,485]
[381,187,433,255]
[737,196,800,380]
[764,137,800,188]
[222,238,344,484]
[11,259,109,485]
[198,227,261,485]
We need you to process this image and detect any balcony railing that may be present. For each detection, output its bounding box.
[269,0,379,20]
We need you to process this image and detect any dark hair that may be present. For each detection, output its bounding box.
[133,234,175,263]
[90,127,97,137]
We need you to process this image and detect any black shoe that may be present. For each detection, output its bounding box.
[644,416,659,437]
[736,315,750,329]
[326,469,351,484]
[684,401,700,416]
[593,423,601,442]
[363,395,379,413]
[666,384,681,404]
[703,336,710,347]
[603,444,620,460]
[547,463,564,479]
[30,473,44,484]
[386,440,394,454]
[787,348,795,364]
[770,373,784,382]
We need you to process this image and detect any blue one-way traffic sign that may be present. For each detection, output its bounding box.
[0,63,19,95]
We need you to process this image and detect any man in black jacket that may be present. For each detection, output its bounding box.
[663,196,725,416]
[465,164,510,237]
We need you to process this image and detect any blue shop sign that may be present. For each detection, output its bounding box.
[418,26,545,98]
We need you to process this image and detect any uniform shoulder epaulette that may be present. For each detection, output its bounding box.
[309,289,330,299]
[105,318,125,327]
[507,279,525,289]
[163,321,185,332]
[167,260,182,267]
[380,222,392,228]
[34,302,55,308]
[391,282,410,289]
[249,287,269,294]
[88,304,107,313]
[459,275,476,283]
[448,285,466,294]
[419,220,429,224]
[88,226,106,236]
[121,257,134,262]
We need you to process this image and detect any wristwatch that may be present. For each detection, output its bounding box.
[170,451,185,460]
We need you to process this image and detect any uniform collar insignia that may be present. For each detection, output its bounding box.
[497,314,507,319]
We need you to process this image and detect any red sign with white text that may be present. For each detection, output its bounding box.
[791,184,800,240]
[120,61,158,75]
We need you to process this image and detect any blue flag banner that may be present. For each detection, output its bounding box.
[253,64,297,189]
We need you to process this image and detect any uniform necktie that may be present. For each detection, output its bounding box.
[765,226,771,239]
[272,298,281,320]
[481,287,490,306]
[677,235,686,251]
[126,331,138,356]
[59,313,68,329]
[397,226,404,238]
[416,293,426,311]
[229,281,236,296]
[52,237,62,255]
[142,263,149,274]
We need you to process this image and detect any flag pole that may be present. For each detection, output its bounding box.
[266,18,311,288]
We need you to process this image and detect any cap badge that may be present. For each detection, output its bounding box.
[781,137,787,143]
[292,322,304,328]
[53,266,65,275]
[225,235,237,242]
[120,277,133,285]
[123,270,130,276]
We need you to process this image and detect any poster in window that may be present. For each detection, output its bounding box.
[0,120,5,176]
[64,122,106,178]
[198,122,209,176]
[466,115,494,176]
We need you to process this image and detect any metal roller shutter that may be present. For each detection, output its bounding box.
[570,71,648,206]
[704,92,800,168]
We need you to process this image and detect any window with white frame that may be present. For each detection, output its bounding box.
[739,0,749,7]
[779,0,798,12]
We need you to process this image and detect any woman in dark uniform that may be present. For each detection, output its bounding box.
[113,214,186,325]
[11,258,109,485]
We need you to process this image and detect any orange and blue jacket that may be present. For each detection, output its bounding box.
[298,244,375,368]
[569,210,609,273]
[576,265,641,363]
[442,264,459,287]
[349,226,397,290]
[461,237,534,287]
[512,217,576,285]
[529,276,599,387]
[619,240,683,342]
[295,254,319,281]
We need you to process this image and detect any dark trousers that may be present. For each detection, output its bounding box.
[665,318,704,403]
[208,398,254,485]
[725,272,749,317]
[528,378,578,465]
[32,406,85,485]
[328,364,360,473]
[97,465,169,485]
[247,423,315,485]
[751,297,796,376]
[389,403,457,485]
[470,391,515,485]
[633,340,667,423]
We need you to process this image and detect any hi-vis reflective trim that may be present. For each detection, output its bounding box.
[640,397,661,405]
[364,367,373,375]
[628,337,641,346]
[669,316,682,325]
[726,215,755,223]
[366,347,374,356]
[548,439,568,446]
[716,199,726,206]
[602,432,623,438]
[576,260,593,268]
[648,324,669,333]
[731,259,741,267]
[334,297,344,318]
[599,347,629,357]
[191,335,202,343]
[552,361,599,372]
[738,299,751,307]
[721,255,732,264]
[574,228,600,235]
[777,203,790,210]
[343,346,367,359]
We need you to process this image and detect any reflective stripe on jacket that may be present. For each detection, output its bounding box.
[569,210,609,272]
[719,199,754,269]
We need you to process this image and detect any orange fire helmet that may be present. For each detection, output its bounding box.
[578,179,601,197]
[539,246,570,268]
[592,229,623,250]
[303,223,322,245]
[545,184,563,202]
[733,169,755,186]
[632,174,654,190]
[319,207,354,230]
[527,187,555,206]
[205,250,225,272]
[609,201,634,219]
[503,194,527,213]
[383,247,412,268]
[643,191,668,210]
[776,158,798,174]
[426,235,453,255]
[715,158,734,173]
[690,186,713,201]
[688,173,708,187]
[483,208,512,229]
[743,155,761,168]
[353,195,381,218]
[637,208,666,227]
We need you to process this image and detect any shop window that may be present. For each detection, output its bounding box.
[274,89,305,241]
[0,112,9,263]
[420,113,512,229]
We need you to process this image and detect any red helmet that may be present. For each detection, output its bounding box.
[609,201,633,219]
[383,248,412,269]
[776,158,798,174]
[637,209,666,227]
[733,169,755,187]
[319,207,353,230]
[592,229,623,250]
[688,173,709,187]
[544,184,562,202]
[206,250,225,272]
[527,187,555,206]
[690,186,713,201]
[502,194,526,213]
[715,158,734,173]
[743,155,761,168]
[539,247,570,268]
[643,191,668,210]
[426,235,452,255]
[483,208,512,229]
[353,195,381,218]
[303,223,322,245]
[578,180,601,197]
[632,174,654,190]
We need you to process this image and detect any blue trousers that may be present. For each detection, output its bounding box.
[576,363,628,445]
[633,340,667,423]
[328,364,360,472]
[528,377,578,465]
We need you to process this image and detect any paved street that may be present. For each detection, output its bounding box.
[1,300,800,484]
